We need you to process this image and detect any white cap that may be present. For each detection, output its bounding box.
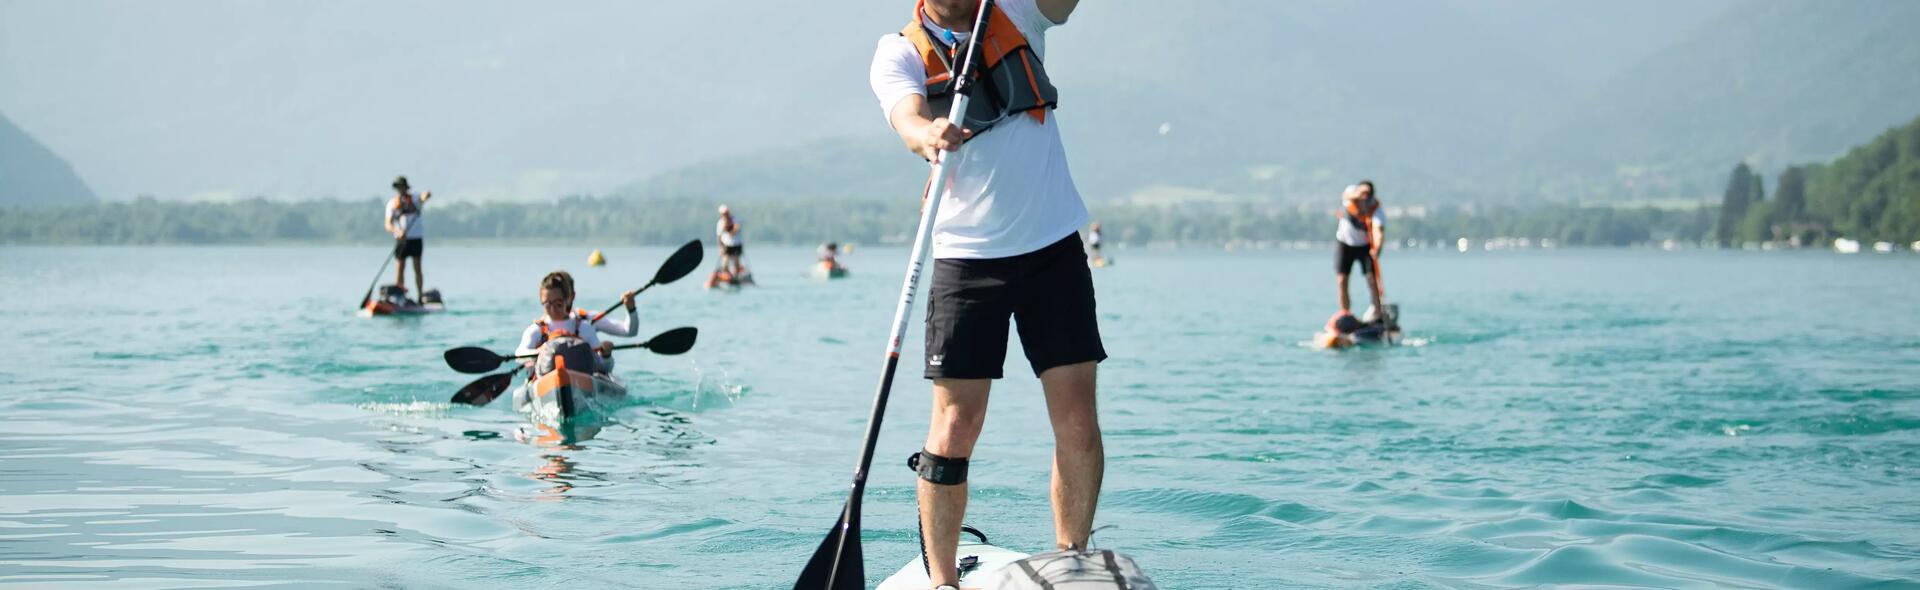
[718,204,730,215]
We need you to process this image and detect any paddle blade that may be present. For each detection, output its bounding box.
[445,346,508,374]
[793,506,862,590]
[652,239,704,286]
[451,372,517,406]
[641,327,698,355]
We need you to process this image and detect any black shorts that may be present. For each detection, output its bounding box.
[394,238,424,259]
[925,233,1107,380]
[1336,243,1374,275]
[723,244,744,257]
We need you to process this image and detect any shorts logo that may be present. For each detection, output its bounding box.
[929,354,944,367]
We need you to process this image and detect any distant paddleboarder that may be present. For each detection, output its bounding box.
[1336,180,1386,317]
[712,205,752,286]
[384,176,432,301]
[871,0,1111,587]
[1086,221,1108,267]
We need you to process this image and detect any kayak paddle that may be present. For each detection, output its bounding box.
[591,239,703,323]
[445,326,699,375]
[447,327,699,406]
[793,2,993,588]
[357,238,401,308]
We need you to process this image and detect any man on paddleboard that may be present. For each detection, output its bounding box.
[383,176,433,301]
[716,205,748,279]
[871,0,1099,587]
[1336,180,1387,316]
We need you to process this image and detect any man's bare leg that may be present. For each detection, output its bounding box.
[413,258,425,301]
[394,258,407,295]
[921,378,990,588]
[1336,273,1352,312]
[1040,361,1101,550]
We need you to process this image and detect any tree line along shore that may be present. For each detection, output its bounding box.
[7,115,1914,251]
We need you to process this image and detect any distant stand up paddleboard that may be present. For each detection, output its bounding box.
[361,285,444,317]
[1315,304,1401,349]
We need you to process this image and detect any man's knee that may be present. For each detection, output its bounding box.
[1039,363,1100,441]
[929,379,989,454]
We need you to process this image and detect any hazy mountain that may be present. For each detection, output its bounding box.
[626,0,1742,204]
[1518,0,1920,202]
[0,112,96,207]
[14,0,1913,206]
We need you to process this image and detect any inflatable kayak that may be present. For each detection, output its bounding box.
[877,528,1028,590]
[812,261,850,280]
[360,286,444,317]
[511,367,628,437]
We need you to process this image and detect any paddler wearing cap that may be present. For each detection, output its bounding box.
[870,0,1101,587]
[1335,180,1386,316]
[384,175,432,301]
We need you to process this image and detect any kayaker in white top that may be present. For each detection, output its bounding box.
[514,271,639,373]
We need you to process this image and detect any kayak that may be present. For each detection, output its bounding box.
[812,261,850,279]
[360,287,444,317]
[877,529,1027,590]
[510,367,628,435]
[1090,255,1112,268]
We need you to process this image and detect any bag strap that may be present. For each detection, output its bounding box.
[1016,559,1056,590]
[1102,550,1128,589]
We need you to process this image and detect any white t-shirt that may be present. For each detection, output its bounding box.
[514,310,639,357]
[870,0,1088,260]
[716,217,740,247]
[1335,201,1385,247]
[385,193,425,239]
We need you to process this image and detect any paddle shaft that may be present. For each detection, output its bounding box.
[358,238,400,306]
[592,285,650,323]
[821,4,993,586]
[507,340,656,362]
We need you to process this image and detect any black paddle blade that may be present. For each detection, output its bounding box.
[451,371,517,406]
[641,327,698,355]
[793,506,862,590]
[444,346,508,374]
[653,239,704,286]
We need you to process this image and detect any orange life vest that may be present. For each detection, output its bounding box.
[1344,199,1379,236]
[537,310,592,342]
[901,0,1058,136]
[392,192,419,216]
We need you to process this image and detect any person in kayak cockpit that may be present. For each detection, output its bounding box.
[515,271,639,375]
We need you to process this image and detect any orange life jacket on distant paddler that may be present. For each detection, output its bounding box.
[901,0,1058,136]
[1344,198,1380,238]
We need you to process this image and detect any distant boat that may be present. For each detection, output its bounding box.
[1872,241,1895,254]
[1833,238,1861,254]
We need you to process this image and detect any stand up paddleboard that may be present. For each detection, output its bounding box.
[360,286,445,317]
[876,529,1027,590]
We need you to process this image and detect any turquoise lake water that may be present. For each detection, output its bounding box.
[3,245,1918,589]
